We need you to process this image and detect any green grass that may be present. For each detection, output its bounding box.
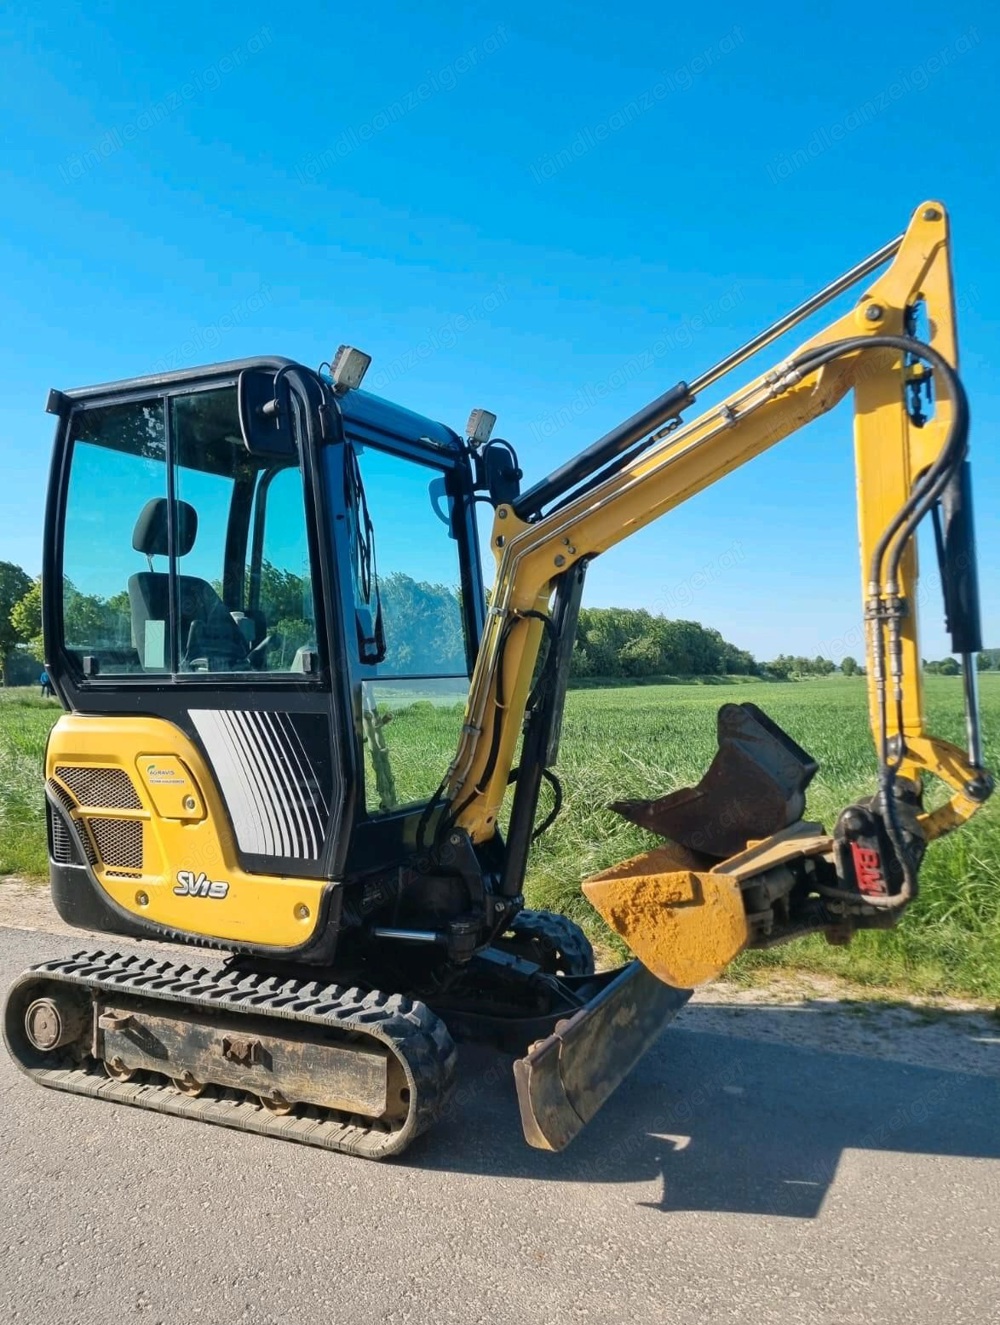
[0,688,60,877]
[3,675,1000,999]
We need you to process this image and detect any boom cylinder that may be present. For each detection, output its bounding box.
[512,381,694,519]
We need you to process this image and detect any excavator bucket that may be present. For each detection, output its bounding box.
[611,702,818,860]
[515,704,821,1151]
[516,822,835,1150]
[581,842,750,987]
[576,704,819,988]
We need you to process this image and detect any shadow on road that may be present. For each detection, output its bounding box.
[413,1005,1000,1219]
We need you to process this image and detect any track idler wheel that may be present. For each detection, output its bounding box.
[23,996,86,1052]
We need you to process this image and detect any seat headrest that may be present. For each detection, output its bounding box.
[132,498,198,558]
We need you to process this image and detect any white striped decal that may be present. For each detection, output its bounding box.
[228,710,292,857]
[190,709,328,859]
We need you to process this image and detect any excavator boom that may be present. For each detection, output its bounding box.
[444,202,988,852]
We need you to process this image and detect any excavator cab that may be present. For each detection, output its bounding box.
[42,360,489,951]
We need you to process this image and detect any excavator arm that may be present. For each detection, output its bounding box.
[440,200,991,988]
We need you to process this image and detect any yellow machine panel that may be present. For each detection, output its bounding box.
[135,756,206,822]
[47,714,325,947]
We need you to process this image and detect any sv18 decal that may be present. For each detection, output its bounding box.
[174,870,230,899]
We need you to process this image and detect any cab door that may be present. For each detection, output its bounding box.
[45,363,355,896]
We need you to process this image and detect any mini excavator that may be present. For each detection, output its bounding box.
[3,201,992,1156]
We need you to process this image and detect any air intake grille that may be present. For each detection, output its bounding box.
[88,818,143,872]
[47,780,97,866]
[47,777,76,814]
[55,766,142,810]
[50,808,75,864]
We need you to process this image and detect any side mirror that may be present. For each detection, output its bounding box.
[237,368,297,459]
[482,439,522,507]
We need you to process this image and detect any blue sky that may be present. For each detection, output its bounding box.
[0,0,996,660]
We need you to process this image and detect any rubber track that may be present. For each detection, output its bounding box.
[5,950,458,1160]
[506,910,596,976]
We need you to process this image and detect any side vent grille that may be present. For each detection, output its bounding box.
[54,766,142,810]
[87,818,143,872]
[49,806,75,864]
[47,778,76,814]
[46,778,97,866]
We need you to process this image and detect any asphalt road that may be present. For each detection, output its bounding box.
[1,925,999,1325]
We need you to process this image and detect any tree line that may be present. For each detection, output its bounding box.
[926,650,1000,676]
[571,607,758,679]
[0,556,993,684]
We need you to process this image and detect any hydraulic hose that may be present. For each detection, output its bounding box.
[785,334,969,909]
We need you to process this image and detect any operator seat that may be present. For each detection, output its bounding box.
[127,498,250,671]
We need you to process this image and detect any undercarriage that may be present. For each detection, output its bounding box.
[4,910,690,1156]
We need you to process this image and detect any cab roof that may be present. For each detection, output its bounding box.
[55,355,463,453]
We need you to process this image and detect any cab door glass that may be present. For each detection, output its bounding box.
[170,389,256,674]
[348,445,471,814]
[62,399,167,674]
[171,387,320,675]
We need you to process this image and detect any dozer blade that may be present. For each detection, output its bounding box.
[582,841,750,987]
[611,702,818,859]
[514,960,690,1151]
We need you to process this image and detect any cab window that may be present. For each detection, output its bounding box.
[60,386,319,678]
[341,443,472,814]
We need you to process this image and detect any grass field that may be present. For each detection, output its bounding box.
[2,675,998,997]
[0,690,55,879]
